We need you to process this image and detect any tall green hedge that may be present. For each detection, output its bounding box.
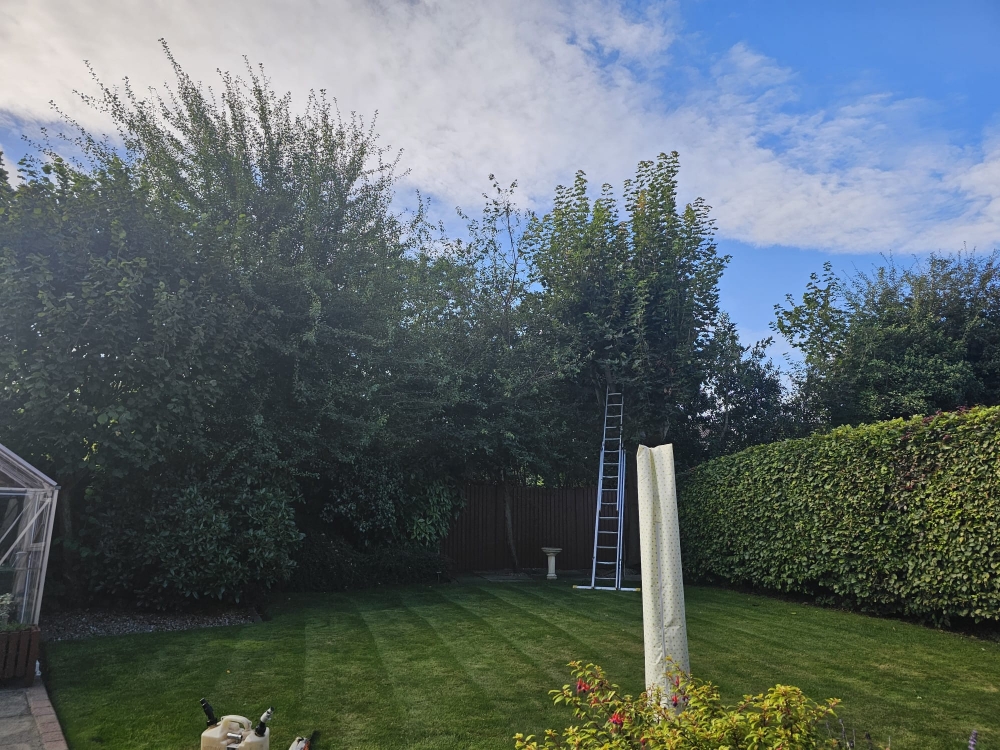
[678,406,1000,624]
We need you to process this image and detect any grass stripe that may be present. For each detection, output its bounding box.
[42,583,1000,750]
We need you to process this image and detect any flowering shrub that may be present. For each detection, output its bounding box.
[515,661,842,750]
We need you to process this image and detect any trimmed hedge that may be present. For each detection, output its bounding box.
[678,406,1000,624]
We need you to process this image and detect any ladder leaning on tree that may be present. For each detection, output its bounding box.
[576,388,638,592]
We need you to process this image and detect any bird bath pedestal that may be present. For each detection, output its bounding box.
[541,547,562,580]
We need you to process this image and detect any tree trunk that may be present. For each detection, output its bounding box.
[502,480,520,572]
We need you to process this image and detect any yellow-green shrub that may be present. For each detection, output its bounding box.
[515,661,841,750]
[678,406,1000,624]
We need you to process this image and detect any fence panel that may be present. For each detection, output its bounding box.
[441,481,641,572]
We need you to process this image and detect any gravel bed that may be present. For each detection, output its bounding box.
[40,607,257,642]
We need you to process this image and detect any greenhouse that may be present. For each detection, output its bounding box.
[0,441,59,626]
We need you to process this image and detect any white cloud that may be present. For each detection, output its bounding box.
[0,0,996,254]
[664,47,995,254]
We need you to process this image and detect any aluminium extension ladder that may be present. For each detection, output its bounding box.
[576,389,637,591]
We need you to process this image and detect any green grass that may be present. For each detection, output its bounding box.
[44,583,999,749]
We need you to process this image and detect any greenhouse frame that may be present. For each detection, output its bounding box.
[0,442,59,626]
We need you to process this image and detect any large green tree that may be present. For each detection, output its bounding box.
[773,253,1000,426]
[530,153,730,467]
[0,49,465,604]
[703,313,795,456]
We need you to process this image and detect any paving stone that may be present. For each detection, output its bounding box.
[0,716,39,744]
[0,691,30,719]
[0,685,62,750]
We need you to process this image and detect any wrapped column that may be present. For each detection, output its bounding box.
[636,444,689,695]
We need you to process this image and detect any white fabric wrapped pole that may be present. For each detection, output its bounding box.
[636,444,690,695]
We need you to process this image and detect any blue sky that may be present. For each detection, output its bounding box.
[679,0,1000,353]
[1,1,998,364]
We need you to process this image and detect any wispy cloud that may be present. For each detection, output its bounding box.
[669,43,997,253]
[0,0,996,254]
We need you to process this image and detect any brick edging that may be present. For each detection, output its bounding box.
[27,682,68,750]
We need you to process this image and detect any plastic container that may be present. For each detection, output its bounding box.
[240,727,269,749]
[201,715,252,750]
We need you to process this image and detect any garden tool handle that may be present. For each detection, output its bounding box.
[201,698,219,727]
[254,707,274,736]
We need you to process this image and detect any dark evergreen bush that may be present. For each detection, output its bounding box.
[80,480,302,608]
[289,532,451,592]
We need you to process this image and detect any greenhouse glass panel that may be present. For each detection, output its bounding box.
[0,442,59,626]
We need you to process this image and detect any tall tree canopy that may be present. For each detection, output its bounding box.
[773,253,1000,426]
[1,49,792,604]
[530,154,735,466]
[0,50,463,604]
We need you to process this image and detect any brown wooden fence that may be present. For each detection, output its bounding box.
[441,472,640,573]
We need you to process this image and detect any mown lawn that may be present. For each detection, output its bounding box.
[44,583,999,749]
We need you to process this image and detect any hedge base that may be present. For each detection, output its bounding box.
[0,626,40,686]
